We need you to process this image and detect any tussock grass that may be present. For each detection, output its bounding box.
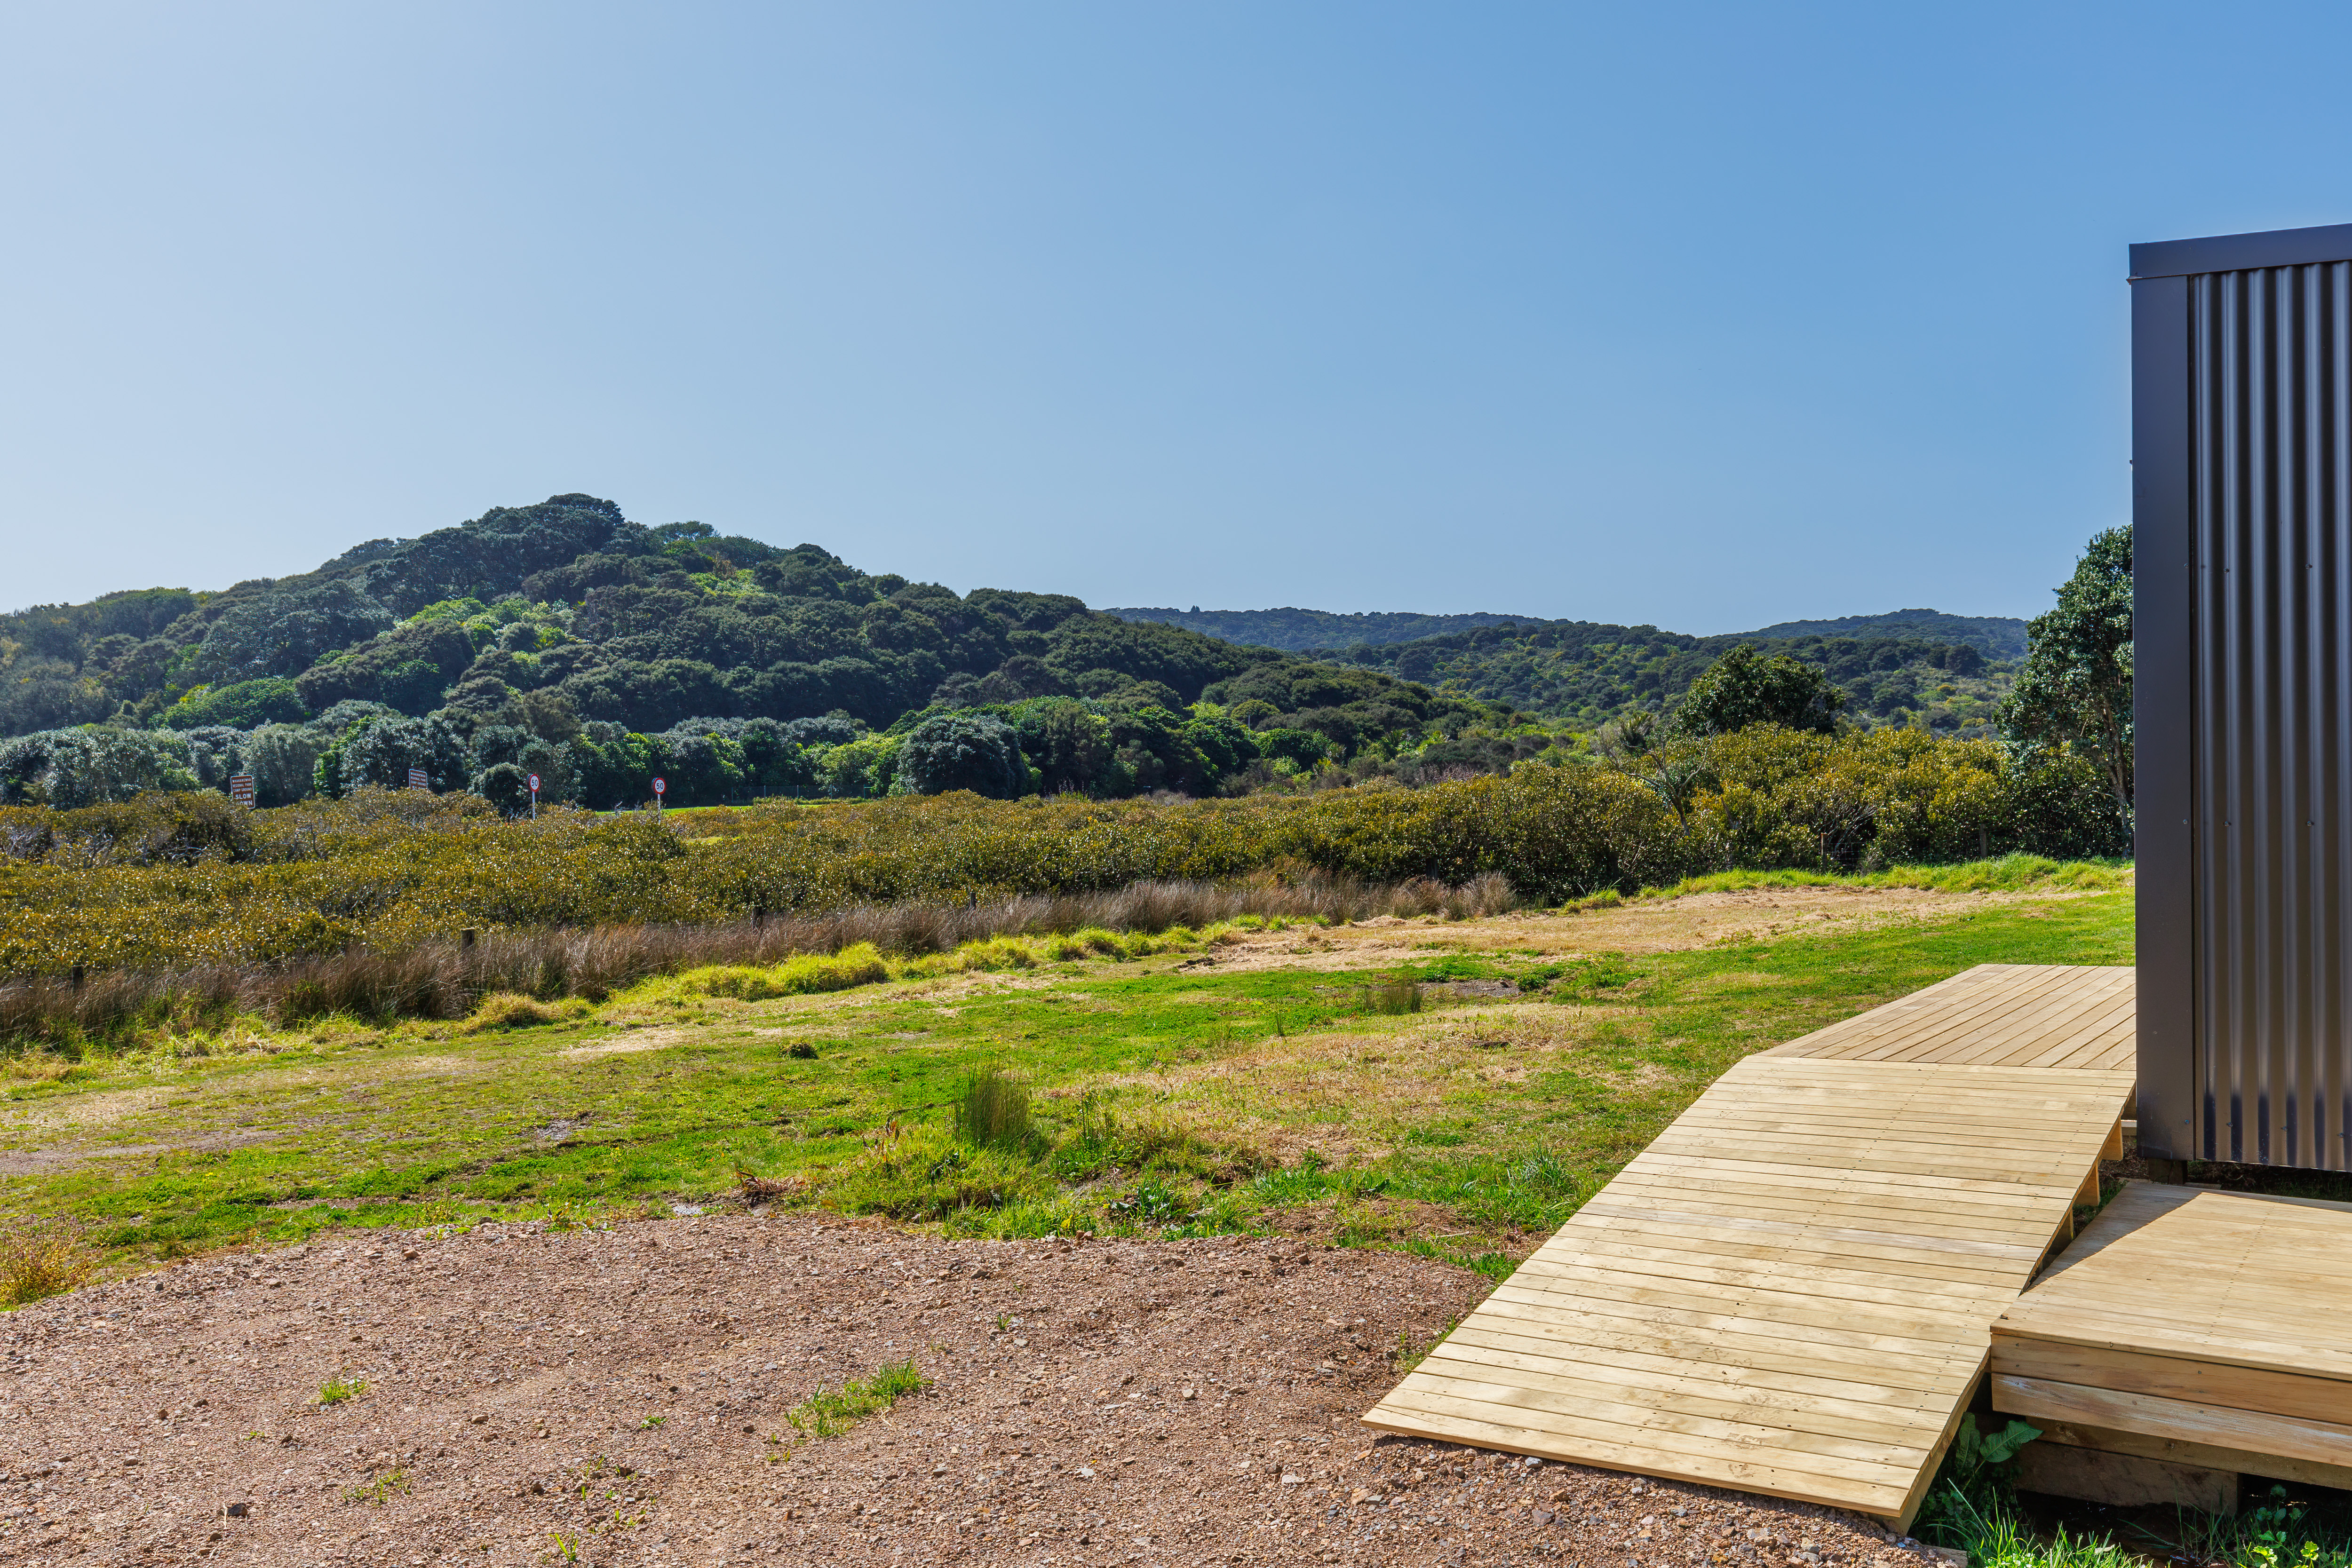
[817,1121,1056,1221]
[0,1216,99,1307]
[461,993,586,1032]
[955,1067,1034,1150]
[0,871,1515,1052]
[688,944,891,1000]
[1636,854,2127,903]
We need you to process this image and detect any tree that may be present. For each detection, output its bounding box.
[0,727,199,807]
[897,713,1029,798]
[1674,645,1843,736]
[2001,526,2133,823]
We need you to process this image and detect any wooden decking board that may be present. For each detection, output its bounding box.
[1441,1327,1959,1409]
[1764,965,2135,1071]
[1365,964,2136,1528]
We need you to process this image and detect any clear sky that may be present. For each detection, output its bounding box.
[6,2,2351,633]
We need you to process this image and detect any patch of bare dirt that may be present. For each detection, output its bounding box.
[1185,884,2096,975]
[560,1030,692,1061]
[0,1129,283,1179]
[0,1215,1932,1568]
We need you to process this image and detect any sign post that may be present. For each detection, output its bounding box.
[527,773,540,820]
[407,767,429,792]
[652,776,666,812]
[227,773,256,808]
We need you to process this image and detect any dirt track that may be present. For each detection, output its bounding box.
[1,1215,1931,1568]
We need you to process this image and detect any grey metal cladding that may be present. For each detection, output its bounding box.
[2138,224,2352,1169]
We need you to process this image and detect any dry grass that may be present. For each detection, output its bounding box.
[0,1215,100,1306]
[1089,1005,1616,1165]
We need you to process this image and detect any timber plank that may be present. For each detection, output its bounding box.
[1993,1377,2352,1467]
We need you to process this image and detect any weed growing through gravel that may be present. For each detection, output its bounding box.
[341,1466,411,1506]
[317,1374,366,1406]
[783,1361,929,1446]
[0,1216,98,1306]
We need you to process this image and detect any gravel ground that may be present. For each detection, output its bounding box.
[0,1216,1934,1568]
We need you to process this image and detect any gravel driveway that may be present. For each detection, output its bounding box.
[0,1216,1928,1568]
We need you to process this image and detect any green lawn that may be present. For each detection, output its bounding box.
[0,882,2133,1282]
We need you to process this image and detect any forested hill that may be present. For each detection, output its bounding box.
[1720,609,2028,660]
[0,494,1506,808]
[1312,621,2010,737]
[1103,605,1537,650]
[1106,603,2030,661]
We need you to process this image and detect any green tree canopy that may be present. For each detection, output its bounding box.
[2000,526,2132,822]
[1673,644,1843,736]
[898,712,1030,799]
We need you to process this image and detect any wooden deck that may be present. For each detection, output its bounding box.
[1764,962,2135,1070]
[1363,964,2136,1528]
[1993,1181,2352,1491]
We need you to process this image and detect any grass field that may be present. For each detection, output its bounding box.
[0,865,2133,1283]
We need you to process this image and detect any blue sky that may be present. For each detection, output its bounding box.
[6,2,2351,632]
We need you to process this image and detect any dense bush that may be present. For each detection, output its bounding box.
[156,677,309,730]
[0,728,2124,982]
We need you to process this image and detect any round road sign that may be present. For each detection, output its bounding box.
[527,774,540,792]
[653,777,667,795]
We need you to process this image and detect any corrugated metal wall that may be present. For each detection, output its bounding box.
[2138,225,2352,1170]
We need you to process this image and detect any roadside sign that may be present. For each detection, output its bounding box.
[407,767,429,791]
[227,773,255,807]
[527,772,541,820]
[653,777,666,795]
[527,774,540,792]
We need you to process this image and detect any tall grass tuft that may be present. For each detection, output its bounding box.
[0,1217,99,1306]
[956,1068,1034,1151]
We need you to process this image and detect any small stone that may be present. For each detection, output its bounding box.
[1075,1466,1095,1479]
[224,1502,249,1519]
[1281,1473,1304,1485]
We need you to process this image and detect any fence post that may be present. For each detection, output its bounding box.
[461,929,477,954]
[69,963,86,991]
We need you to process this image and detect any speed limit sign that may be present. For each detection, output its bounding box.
[652,777,666,795]
[527,774,540,793]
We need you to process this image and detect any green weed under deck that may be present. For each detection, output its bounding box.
[1363,964,2136,1530]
